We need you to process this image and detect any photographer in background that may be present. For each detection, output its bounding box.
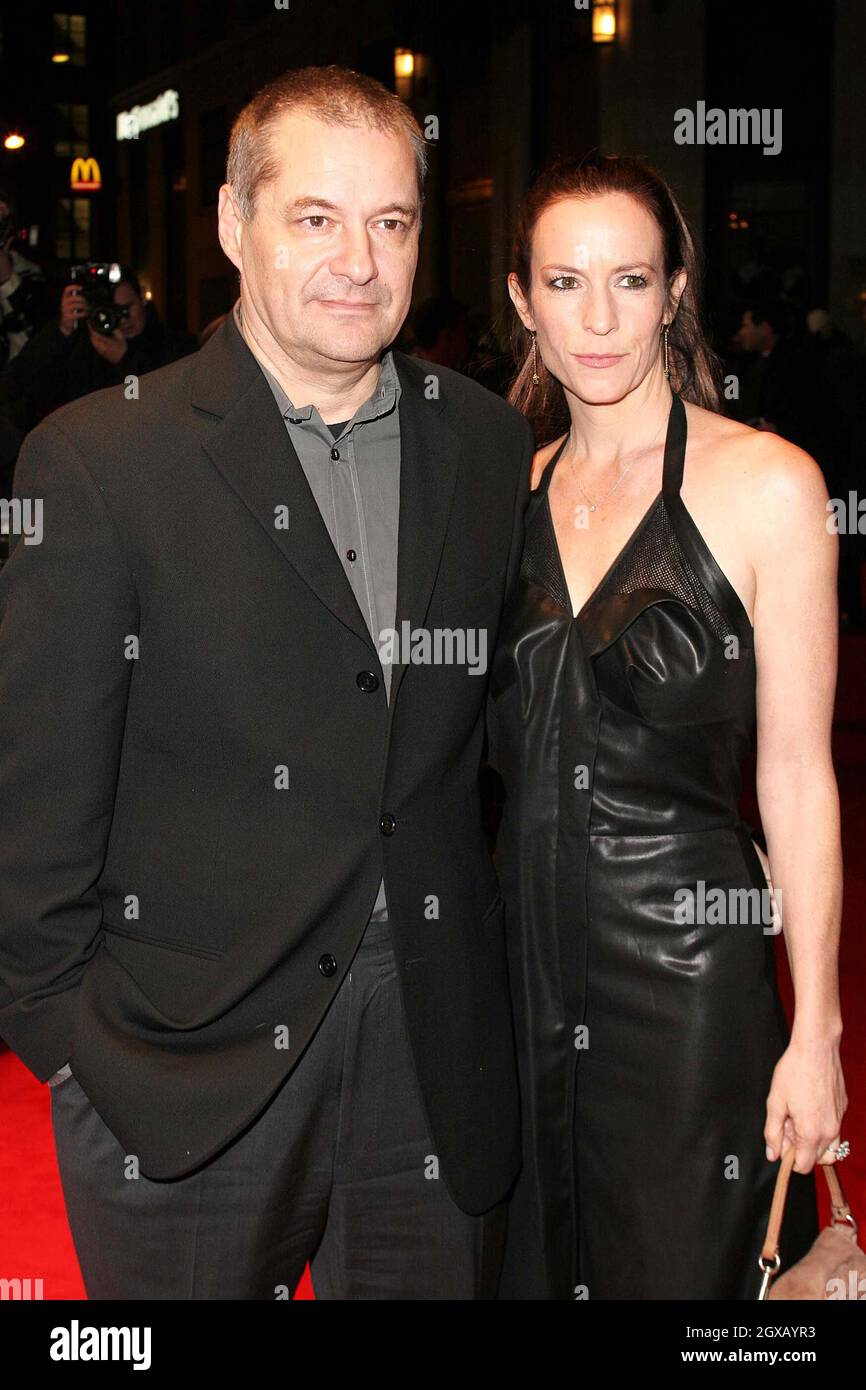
[0,190,51,501]
[0,187,49,371]
[0,263,195,441]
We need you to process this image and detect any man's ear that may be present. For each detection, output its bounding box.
[217,185,244,273]
[507,273,535,333]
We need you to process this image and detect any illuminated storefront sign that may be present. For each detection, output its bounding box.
[70,156,101,190]
[116,89,180,141]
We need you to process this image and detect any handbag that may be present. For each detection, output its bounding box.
[758,1144,866,1299]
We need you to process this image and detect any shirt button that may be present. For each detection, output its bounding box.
[318,953,337,977]
[380,813,397,835]
[330,447,340,461]
[356,670,379,692]
[346,548,356,562]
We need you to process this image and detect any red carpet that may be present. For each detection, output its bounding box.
[1,635,863,1299]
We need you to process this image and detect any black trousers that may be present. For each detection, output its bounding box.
[50,913,506,1299]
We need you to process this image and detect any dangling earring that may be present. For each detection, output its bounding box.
[662,322,671,380]
[531,331,540,385]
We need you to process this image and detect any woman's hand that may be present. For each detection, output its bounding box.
[765,1037,847,1172]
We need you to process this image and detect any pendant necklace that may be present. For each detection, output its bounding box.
[566,406,669,513]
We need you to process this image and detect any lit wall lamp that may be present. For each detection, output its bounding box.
[592,1,617,44]
[394,48,417,101]
[3,132,25,150]
[51,52,70,63]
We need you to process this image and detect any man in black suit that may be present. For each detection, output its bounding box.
[0,66,532,1298]
[733,301,815,452]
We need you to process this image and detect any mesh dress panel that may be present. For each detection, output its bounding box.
[520,502,572,613]
[522,491,732,646]
[601,498,732,644]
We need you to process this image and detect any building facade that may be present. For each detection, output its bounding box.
[3,2,862,345]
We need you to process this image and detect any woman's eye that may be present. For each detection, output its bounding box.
[548,275,579,291]
[620,274,649,289]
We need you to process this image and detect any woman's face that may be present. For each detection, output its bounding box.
[509,191,685,406]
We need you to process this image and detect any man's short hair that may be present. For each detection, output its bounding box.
[226,64,427,222]
[115,265,142,299]
[746,301,789,338]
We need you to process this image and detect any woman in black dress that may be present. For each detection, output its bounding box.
[491,155,847,1299]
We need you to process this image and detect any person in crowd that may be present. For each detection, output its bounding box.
[0,186,50,372]
[730,233,777,303]
[0,414,23,532]
[732,300,816,452]
[801,307,855,484]
[806,307,851,360]
[0,266,195,439]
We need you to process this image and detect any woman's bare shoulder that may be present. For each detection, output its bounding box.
[683,401,828,510]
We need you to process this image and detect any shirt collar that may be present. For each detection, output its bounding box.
[235,299,401,430]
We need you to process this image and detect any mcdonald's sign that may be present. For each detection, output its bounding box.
[70,156,101,191]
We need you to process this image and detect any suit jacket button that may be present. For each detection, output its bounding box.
[380,813,396,835]
[356,670,379,692]
[318,953,337,977]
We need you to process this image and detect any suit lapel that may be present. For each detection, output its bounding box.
[191,317,463,711]
[193,314,373,649]
[388,352,461,714]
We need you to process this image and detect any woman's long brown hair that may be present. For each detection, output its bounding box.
[507,153,724,444]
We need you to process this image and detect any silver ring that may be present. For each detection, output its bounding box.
[828,1140,851,1161]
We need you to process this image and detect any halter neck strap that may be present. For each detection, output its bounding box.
[535,391,686,501]
[534,432,569,498]
[661,391,687,500]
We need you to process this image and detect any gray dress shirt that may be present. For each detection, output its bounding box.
[246,307,401,925]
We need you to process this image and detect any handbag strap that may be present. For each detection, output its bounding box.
[761,1146,856,1264]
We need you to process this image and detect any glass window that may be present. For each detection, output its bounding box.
[56,197,91,260]
[54,104,89,157]
[52,13,87,66]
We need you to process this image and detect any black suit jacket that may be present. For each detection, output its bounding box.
[0,313,532,1214]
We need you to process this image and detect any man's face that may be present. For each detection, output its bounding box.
[219,110,421,369]
[738,310,767,353]
[113,282,147,338]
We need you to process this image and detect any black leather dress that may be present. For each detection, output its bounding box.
[491,392,819,1299]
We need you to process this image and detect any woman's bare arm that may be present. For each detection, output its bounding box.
[747,432,846,1171]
